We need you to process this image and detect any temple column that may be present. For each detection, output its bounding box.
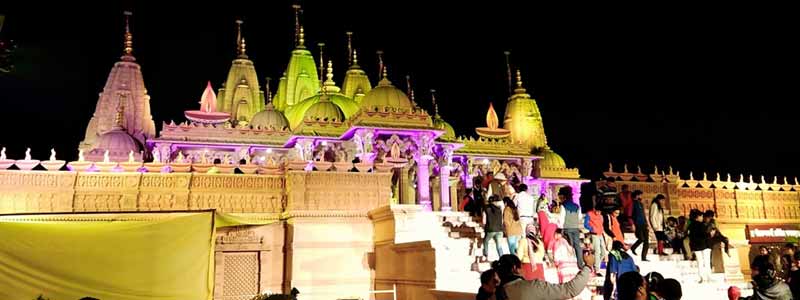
[439,145,454,211]
[412,133,435,211]
[416,157,432,211]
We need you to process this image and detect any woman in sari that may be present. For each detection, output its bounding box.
[548,228,580,283]
[517,223,546,280]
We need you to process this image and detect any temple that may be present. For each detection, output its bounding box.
[1,6,796,300]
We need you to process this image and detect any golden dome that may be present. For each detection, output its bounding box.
[250,103,289,130]
[538,147,566,169]
[303,95,345,122]
[360,77,413,111]
[433,117,456,140]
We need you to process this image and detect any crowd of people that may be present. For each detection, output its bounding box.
[464,174,800,299]
[463,174,688,299]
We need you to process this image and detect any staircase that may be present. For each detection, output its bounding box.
[623,232,753,299]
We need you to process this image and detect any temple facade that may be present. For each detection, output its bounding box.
[2,6,797,300]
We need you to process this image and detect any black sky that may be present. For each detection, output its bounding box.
[1,2,798,180]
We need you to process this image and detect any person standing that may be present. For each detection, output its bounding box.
[619,184,634,231]
[650,195,668,256]
[503,196,523,256]
[586,200,608,276]
[482,195,505,262]
[689,211,712,283]
[604,241,639,300]
[559,186,585,268]
[549,229,581,284]
[630,190,650,261]
[515,184,536,233]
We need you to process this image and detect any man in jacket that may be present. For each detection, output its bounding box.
[630,190,649,261]
[740,260,793,300]
[502,252,596,300]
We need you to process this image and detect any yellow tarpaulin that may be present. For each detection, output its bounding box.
[0,212,216,300]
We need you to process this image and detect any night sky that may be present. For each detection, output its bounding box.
[1,2,798,181]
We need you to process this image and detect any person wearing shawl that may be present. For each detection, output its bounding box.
[517,223,547,280]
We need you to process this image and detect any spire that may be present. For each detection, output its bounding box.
[504,51,512,95]
[122,11,134,59]
[346,31,354,66]
[376,50,384,80]
[405,75,418,107]
[293,4,303,47]
[318,42,326,83]
[406,75,414,102]
[323,60,336,90]
[265,77,273,105]
[430,89,440,117]
[297,26,306,49]
[514,69,527,95]
[235,20,247,58]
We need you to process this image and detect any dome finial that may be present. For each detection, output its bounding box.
[514,69,527,94]
[265,77,273,105]
[317,42,326,84]
[382,65,388,79]
[376,50,385,80]
[123,11,134,57]
[430,89,440,117]
[293,4,303,47]
[504,51,513,95]
[406,75,413,100]
[298,26,306,49]
[346,31,354,66]
[235,20,247,58]
[352,49,359,66]
[324,59,335,89]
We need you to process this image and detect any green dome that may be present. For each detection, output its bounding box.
[285,93,360,129]
[360,78,412,111]
[250,103,289,130]
[433,117,456,140]
[302,96,345,123]
[539,147,566,169]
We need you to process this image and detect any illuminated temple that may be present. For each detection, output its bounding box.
[1,7,798,300]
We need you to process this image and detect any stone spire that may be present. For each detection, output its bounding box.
[122,11,134,60]
[79,11,155,153]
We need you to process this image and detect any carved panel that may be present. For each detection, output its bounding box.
[762,191,800,220]
[138,173,191,211]
[73,173,140,212]
[0,171,76,214]
[190,174,284,191]
[286,172,392,215]
[221,252,260,300]
[714,189,737,220]
[675,187,715,216]
[735,190,765,221]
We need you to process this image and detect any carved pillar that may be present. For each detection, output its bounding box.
[416,157,432,210]
[439,145,454,211]
[413,133,435,211]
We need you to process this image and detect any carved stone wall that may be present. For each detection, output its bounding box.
[189,174,284,214]
[1,169,394,299]
[0,171,76,214]
[282,171,392,300]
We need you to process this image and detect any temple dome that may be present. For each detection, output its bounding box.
[361,78,413,111]
[285,93,359,129]
[302,96,345,122]
[94,128,143,154]
[433,117,456,140]
[250,103,289,130]
[538,147,566,169]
